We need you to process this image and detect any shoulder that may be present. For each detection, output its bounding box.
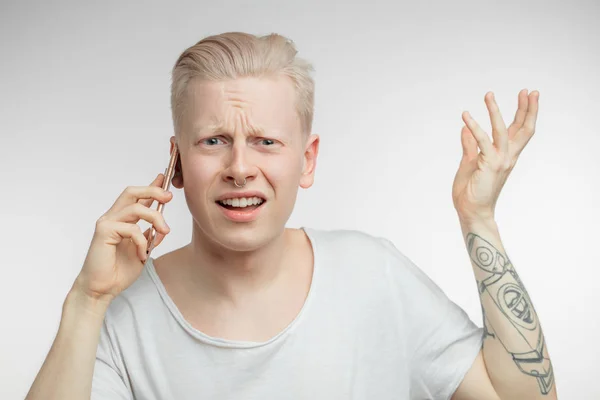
[302,226,414,280]
[303,226,395,255]
[304,226,444,293]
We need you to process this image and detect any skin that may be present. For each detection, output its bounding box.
[152,75,320,341]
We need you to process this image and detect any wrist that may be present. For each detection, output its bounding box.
[458,215,498,231]
[63,283,111,320]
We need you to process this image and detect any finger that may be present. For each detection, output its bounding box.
[514,91,539,154]
[143,227,167,249]
[138,173,166,208]
[128,224,151,262]
[523,91,539,134]
[111,203,171,235]
[461,111,494,156]
[108,177,172,214]
[96,220,148,261]
[485,92,508,153]
[460,125,479,161]
[508,89,529,138]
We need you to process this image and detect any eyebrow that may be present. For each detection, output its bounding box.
[193,118,269,137]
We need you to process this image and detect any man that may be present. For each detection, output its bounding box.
[26,32,556,399]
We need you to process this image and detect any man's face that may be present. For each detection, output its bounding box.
[173,75,319,251]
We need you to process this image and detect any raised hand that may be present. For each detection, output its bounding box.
[452,89,540,223]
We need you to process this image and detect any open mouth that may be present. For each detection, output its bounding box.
[215,197,266,212]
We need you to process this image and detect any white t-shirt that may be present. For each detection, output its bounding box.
[92,227,483,400]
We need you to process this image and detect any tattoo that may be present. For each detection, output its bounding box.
[480,303,495,340]
[466,233,554,395]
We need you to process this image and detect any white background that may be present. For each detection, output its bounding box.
[1,0,599,398]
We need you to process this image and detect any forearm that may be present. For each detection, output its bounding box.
[25,286,109,400]
[459,218,557,399]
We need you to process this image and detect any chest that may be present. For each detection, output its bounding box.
[125,294,409,400]
[128,331,409,400]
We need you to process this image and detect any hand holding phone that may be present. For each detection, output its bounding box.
[75,168,174,303]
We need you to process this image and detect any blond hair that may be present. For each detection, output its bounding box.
[170,32,315,137]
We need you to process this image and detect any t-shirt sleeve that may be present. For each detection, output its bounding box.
[91,317,133,400]
[379,237,484,400]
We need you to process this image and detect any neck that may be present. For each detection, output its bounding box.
[181,224,294,304]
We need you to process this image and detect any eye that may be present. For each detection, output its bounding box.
[202,137,226,146]
[259,138,276,146]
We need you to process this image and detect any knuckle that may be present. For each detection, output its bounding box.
[153,210,166,224]
[96,214,108,226]
[123,185,138,197]
[128,224,142,240]
[130,222,142,233]
[491,161,503,172]
[131,202,149,217]
[153,213,168,230]
[497,160,511,171]
[492,155,509,172]
[95,219,111,234]
[132,228,143,242]
[157,188,169,200]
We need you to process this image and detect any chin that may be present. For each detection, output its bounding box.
[221,233,267,252]
[189,213,280,252]
[212,224,282,252]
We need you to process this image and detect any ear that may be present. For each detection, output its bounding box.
[169,136,184,189]
[299,134,320,189]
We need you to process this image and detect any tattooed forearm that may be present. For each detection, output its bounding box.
[466,232,555,395]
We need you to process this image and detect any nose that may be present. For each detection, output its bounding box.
[222,141,258,186]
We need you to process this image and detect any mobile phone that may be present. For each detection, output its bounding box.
[146,143,179,258]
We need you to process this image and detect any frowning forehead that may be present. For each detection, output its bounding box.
[192,114,268,137]
[183,77,301,138]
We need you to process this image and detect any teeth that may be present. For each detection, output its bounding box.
[218,197,264,208]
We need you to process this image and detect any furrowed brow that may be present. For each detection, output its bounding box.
[193,119,268,137]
